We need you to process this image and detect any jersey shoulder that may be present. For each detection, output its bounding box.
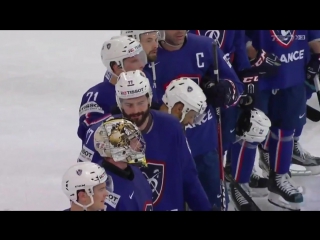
[187,32,214,45]
[151,110,183,133]
[83,81,112,97]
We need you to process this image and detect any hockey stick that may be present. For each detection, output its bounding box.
[212,41,261,211]
[305,74,320,122]
[212,41,227,211]
[314,74,320,107]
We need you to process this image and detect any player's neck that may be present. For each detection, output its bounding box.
[160,41,183,51]
[138,113,153,134]
[112,161,128,170]
[109,75,118,85]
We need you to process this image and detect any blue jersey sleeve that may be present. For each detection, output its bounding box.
[215,47,244,95]
[232,30,251,71]
[307,30,320,42]
[177,129,212,211]
[77,121,108,164]
[104,70,113,82]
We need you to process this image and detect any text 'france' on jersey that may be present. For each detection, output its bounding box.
[247,30,320,90]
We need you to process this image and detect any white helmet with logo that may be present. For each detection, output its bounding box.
[115,70,153,108]
[162,77,207,124]
[120,30,160,40]
[61,162,113,210]
[101,36,147,76]
[237,108,271,143]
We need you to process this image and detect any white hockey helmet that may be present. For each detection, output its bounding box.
[110,35,122,40]
[120,30,160,41]
[100,36,147,76]
[94,117,147,167]
[157,30,166,41]
[237,108,271,143]
[62,162,113,210]
[162,77,207,124]
[115,70,153,107]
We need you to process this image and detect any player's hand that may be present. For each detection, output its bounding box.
[202,79,239,108]
[238,95,254,110]
[306,53,320,88]
[249,49,281,77]
[237,70,259,110]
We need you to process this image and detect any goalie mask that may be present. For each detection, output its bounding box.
[94,117,147,167]
[236,108,271,143]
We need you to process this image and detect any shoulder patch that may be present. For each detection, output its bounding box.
[105,192,121,209]
[79,101,104,117]
[78,145,94,162]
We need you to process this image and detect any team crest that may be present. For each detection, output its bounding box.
[270,30,296,47]
[141,161,165,205]
[144,201,153,211]
[204,30,226,48]
[76,169,82,175]
[187,86,193,92]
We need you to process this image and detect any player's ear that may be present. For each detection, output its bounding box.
[172,102,184,114]
[77,190,87,202]
[111,62,123,76]
[159,104,168,112]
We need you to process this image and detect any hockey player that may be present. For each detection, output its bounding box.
[231,30,320,211]
[288,47,320,175]
[115,70,213,211]
[259,50,320,177]
[104,30,160,83]
[159,77,224,208]
[92,117,153,211]
[188,30,279,197]
[143,30,244,209]
[77,36,149,141]
[62,162,113,211]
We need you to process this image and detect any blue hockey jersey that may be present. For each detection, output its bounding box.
[77,78,116,141]
[143,33,243,156]
[246,30,320,90]
[136,110,211,211]
[188,30,251,72]
[185,105,217,156]
[144,33,243,102]
[78,110,212,211]
[77,69,153,142]
[103,163,153,211]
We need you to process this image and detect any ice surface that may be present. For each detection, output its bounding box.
[0,30,319,210]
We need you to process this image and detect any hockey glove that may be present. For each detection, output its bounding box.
[235,108,252,137]
[249,49,281,77]
[306,53,320,89]
[237,70,259,110]
[201,78,239,108]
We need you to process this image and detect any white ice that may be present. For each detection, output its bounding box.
[0,30,319,210]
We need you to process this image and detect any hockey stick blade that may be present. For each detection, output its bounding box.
[314,74,320,109]
[307,105,320,122]
[226,171,261,211]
